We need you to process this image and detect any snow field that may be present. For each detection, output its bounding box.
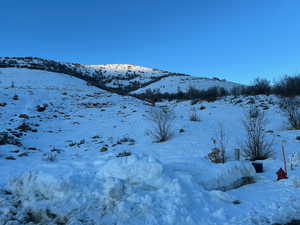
[1,68,300,224]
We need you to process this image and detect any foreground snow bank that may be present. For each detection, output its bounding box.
[2,155,229,225]
[2,154,299,225]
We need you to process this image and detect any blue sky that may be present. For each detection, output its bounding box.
[1,0,300,84]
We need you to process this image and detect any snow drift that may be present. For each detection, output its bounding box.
[1,154,258,225]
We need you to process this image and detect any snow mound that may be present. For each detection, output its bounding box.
[2,155,299,225]
[97,154,165,187]
[199,161,256,191]
[4,155,226,225]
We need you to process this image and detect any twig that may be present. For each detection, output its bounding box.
[281,144,287,174]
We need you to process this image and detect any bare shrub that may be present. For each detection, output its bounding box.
[207,147,223,163]
[215,124,227,163]
[147,107,175,142]
[273,75,300,97]
[242,105,274,160]
[190,108,200,121]
[279,98,300,129]
[251,78,271,95]
[209,124,227,163]
[43,152,57,162]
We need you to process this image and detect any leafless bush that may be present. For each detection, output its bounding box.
[208,147,223,163]
[43,152,57,162]
[242,105,274,160]
[280,97,300,129]
[251,78,271,95]
[209,124,227,163]
[147,107,175,142]
[215,124,227,163]
[190,108,200,121]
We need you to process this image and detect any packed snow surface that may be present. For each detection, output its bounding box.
[1,68,300,225]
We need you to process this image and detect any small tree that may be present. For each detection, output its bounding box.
[147,107,175,142]
[242,105,273,160]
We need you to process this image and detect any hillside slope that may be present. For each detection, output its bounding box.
[0,57,182,93]
[132,75,240,94]
[1,68,300,225]
[0,57,241,96]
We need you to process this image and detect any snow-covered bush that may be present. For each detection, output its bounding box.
[147,107,175,142]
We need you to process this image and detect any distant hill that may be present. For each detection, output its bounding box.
[0,57,241,96]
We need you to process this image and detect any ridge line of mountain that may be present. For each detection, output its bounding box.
[0,57,190,95]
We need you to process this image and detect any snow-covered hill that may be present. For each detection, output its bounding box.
[1,68,300,225]
[0,57,180,93]
[0,57,241,95]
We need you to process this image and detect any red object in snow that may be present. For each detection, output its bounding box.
[276,168,288,180]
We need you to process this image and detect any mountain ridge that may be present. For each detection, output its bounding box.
[0,57,241,97]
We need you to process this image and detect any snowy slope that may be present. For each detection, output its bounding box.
[132,75,240,94]
[85,63,174,90]
[1,68,300,225]
[0,57,241,94]
[0,57,177,92]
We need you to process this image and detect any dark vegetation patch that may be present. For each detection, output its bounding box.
[116,151,132,157]
[0,132,21,146]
